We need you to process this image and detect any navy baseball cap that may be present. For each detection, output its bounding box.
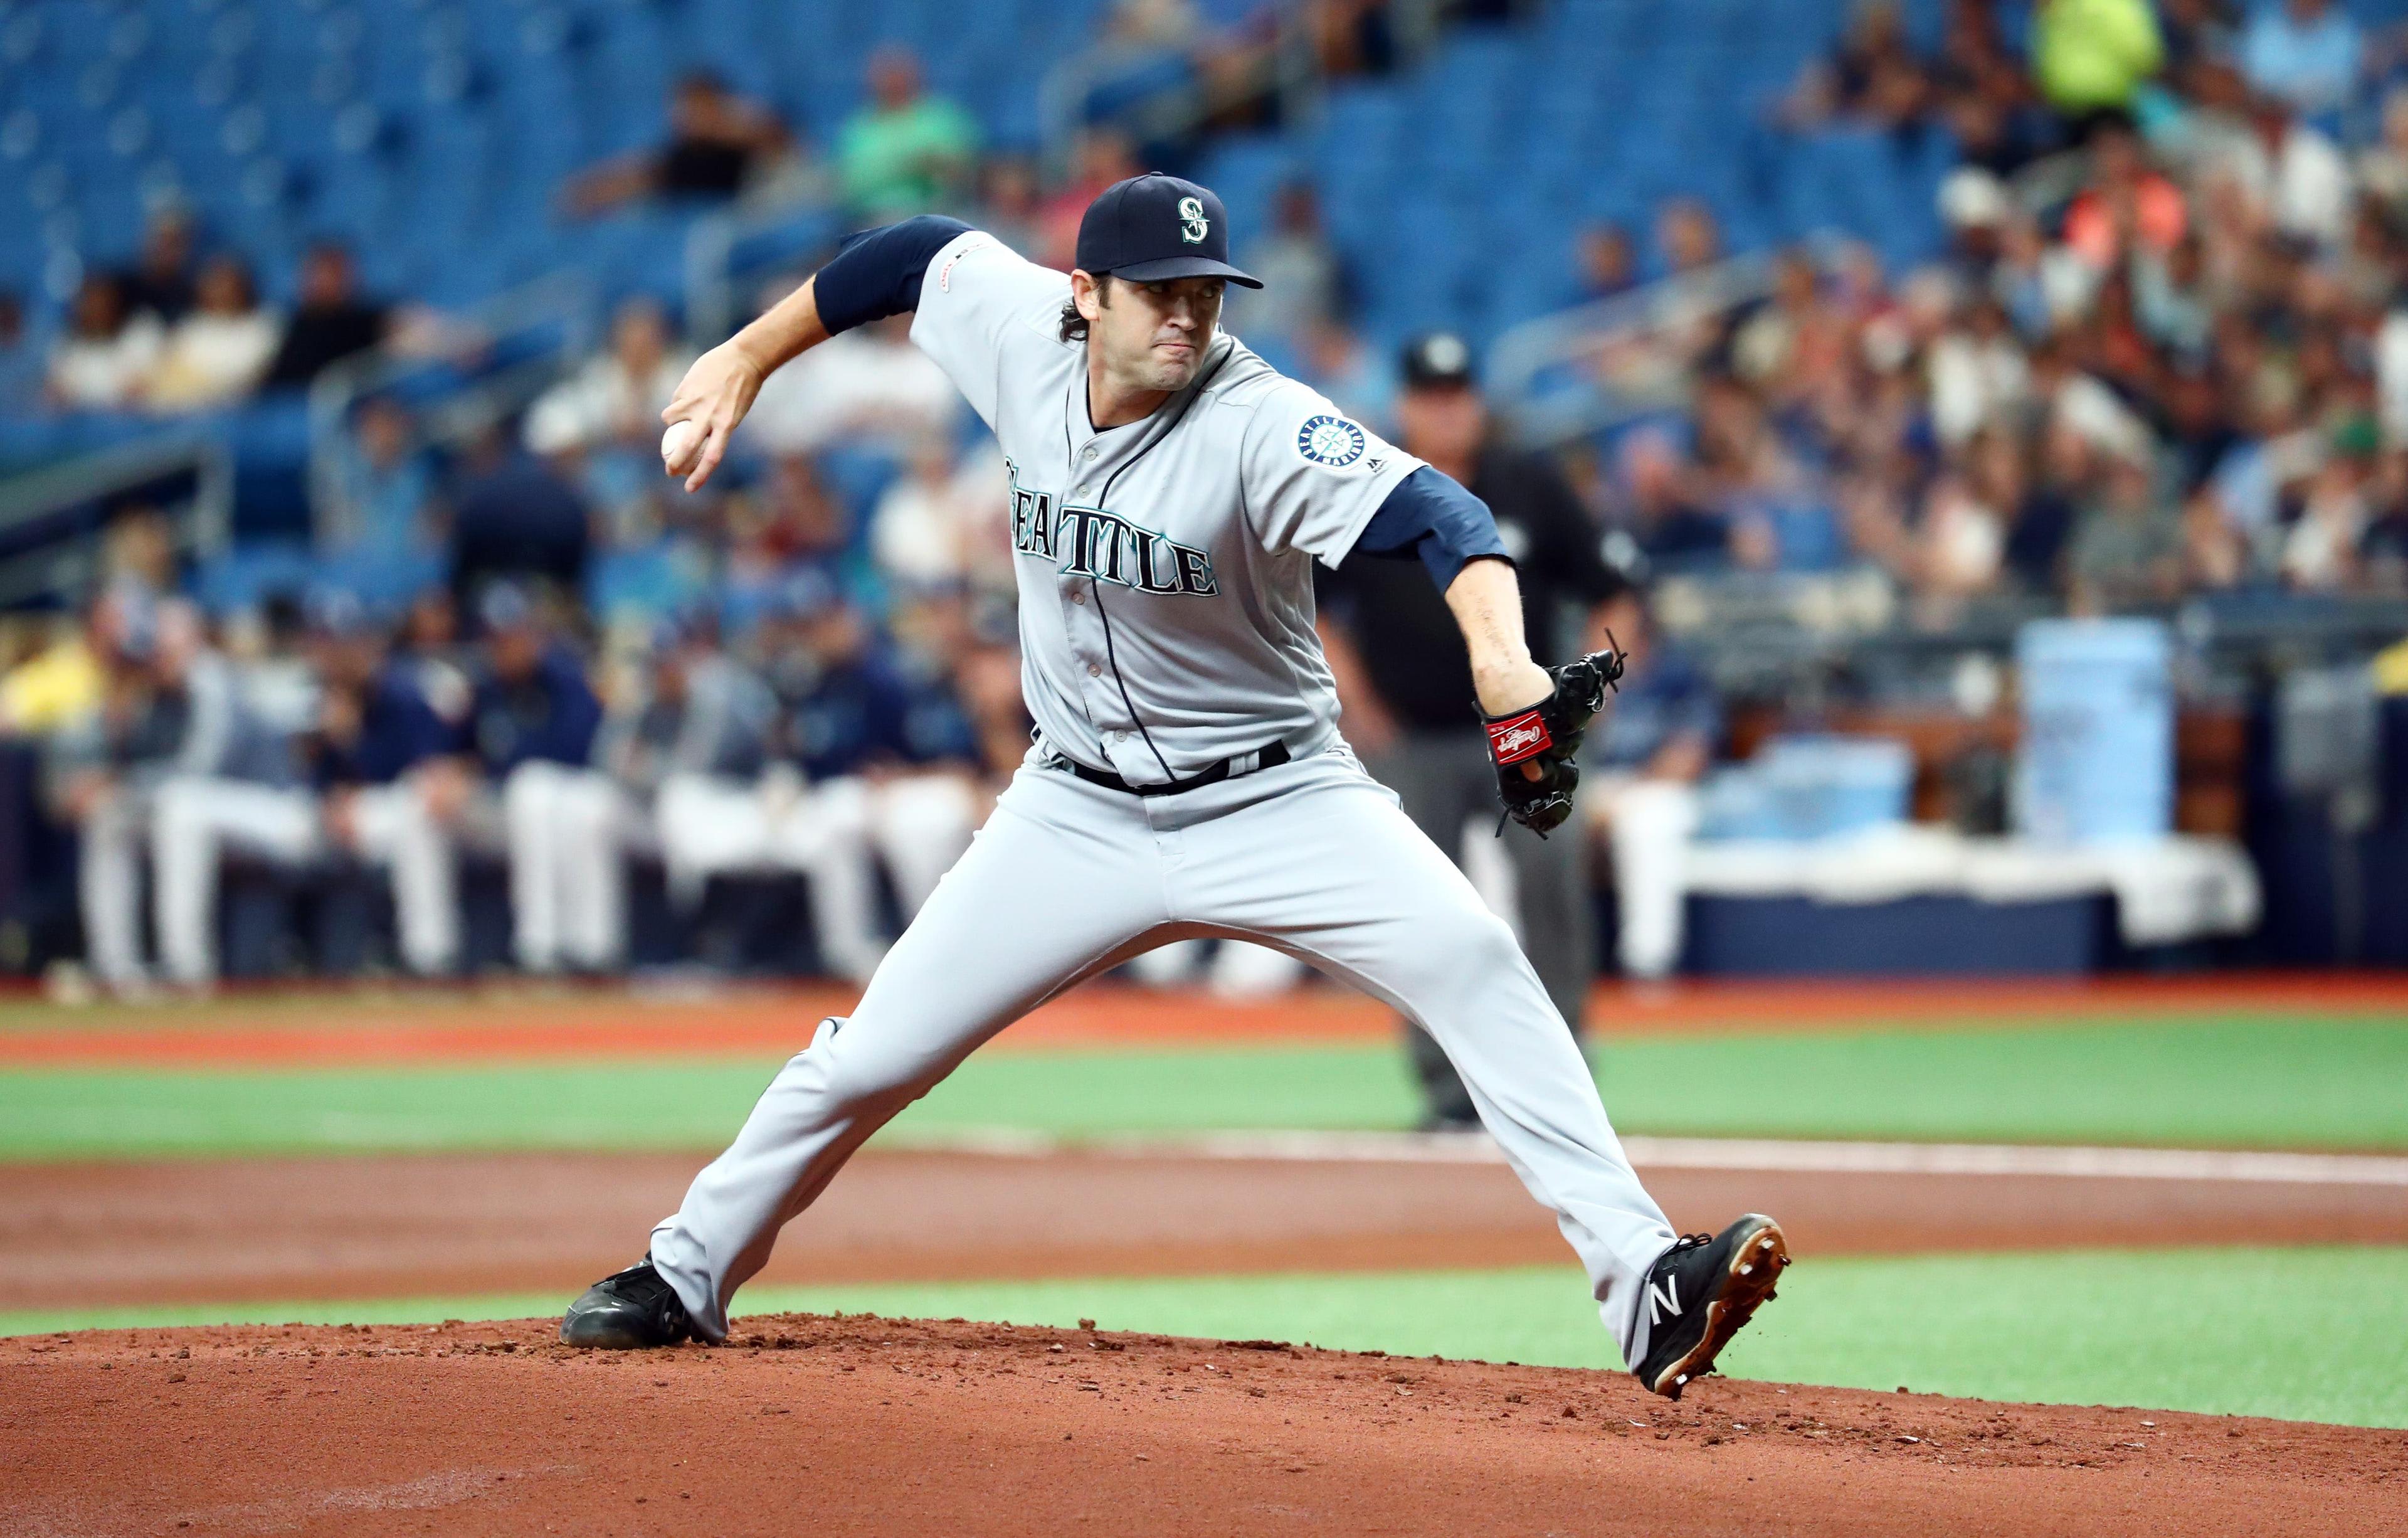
[1075,174,1261,288]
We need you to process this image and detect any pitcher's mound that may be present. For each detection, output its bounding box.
[4,1314,2395,1536]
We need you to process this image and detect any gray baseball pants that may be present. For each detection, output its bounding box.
[648,745,1676,1366]
[1366,729,1595,1123]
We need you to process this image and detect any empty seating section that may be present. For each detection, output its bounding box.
[1197,0,1951,351]
[0,0,1104,315]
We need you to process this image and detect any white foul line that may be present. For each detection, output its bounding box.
[879,1127,2408,1187]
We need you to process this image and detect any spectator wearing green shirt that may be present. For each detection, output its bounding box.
[837,47,980,221]
[2034,0,2165,122]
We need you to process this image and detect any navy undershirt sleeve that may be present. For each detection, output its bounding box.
[812,215,974,334]
[1351,465,1513,591]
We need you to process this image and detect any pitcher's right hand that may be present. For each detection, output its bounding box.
[661,341,768,492]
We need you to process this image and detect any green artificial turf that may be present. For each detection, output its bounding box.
[8,1246,2402,1429]
[2,1015,2404,1159]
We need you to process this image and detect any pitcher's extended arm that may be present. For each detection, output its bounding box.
[1347,465,1550,719]
[1444,558,1553,723]
[663,216,971,491]
[1346,464,1621,828]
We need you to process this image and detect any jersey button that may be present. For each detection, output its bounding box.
[1087,663,1102,677]
[1070,591,1086,605]
[1082,447,1099,461]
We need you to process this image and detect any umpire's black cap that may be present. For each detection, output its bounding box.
[1400,331,1477,390]
[1076,174,1262,288]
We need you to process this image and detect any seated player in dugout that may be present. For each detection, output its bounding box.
[563,174,1788,1399]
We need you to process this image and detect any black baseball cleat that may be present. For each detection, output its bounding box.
[561,1261,696,1349]
[1633,1214,1790,1399]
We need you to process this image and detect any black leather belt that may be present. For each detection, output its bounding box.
[1063,740,1291,797]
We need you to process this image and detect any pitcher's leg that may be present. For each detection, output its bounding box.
[649,768,1166,1338]
[1183,761,1675,1364]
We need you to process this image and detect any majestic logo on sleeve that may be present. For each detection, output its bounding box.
[936,235,992,292]
[1178,196,1209,245]
[1297,415,1367,467]
[1006,460,1218,597]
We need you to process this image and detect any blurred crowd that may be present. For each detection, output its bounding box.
[8,225,446,416]
[4,546,1030,991]
[14,4,2408,987]
[1571,0,2408,615]
[0,28,1420,989]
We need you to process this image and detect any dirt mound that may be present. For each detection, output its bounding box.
[6,1315,2400,1537]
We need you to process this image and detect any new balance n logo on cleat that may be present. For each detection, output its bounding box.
[1647,1274,1682,1328]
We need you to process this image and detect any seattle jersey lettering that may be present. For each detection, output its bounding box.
[1006,460,1219,597]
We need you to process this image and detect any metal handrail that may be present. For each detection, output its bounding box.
[1489,139,2084,449]
[1652,566,2408,710]
[1489,251,1783,425]
[0,433,232,608]
[682,179,846,348]
[1035,0,1449,179]
[1489,233,1859,448]
[305,267,599,548]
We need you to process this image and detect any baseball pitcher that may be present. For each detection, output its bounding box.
[562,174,1786,1398]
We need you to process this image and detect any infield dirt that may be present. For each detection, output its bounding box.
[11,1145,2408,1310]
[8,1313,2405,1537]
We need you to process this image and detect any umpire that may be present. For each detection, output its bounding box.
[1319,332,1625,1130]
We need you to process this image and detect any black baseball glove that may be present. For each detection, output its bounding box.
[1484,642,1625,837]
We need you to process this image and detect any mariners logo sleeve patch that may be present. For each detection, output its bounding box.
[1296,414,1367,467]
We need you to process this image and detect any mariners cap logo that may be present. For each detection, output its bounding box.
[1178,195,1209,245]
[1296,414,1366,467]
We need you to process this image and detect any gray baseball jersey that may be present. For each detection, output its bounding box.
[640,231,1681,1373]
[909,230,1424,782]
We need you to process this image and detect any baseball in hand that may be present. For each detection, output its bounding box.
[661,418,704,475]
